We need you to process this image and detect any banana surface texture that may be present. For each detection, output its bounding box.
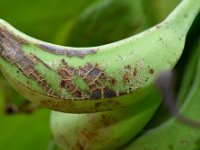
[0,0,199,113]
[125,37,200,150]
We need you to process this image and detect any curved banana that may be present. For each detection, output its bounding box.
[51,90,160,150]
[125,38,200,150]
[0,0,199,113]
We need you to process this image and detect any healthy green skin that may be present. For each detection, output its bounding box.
[0,0,199,114]
[51,91,160,150]
[125,38,200,150]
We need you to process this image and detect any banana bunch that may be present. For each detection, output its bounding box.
[0,0,199,149]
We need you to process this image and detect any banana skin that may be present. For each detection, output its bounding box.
[51,91,160,150]
[0,0,199,113]
[125,38,200,150]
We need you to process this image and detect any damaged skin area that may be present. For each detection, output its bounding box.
[0,26,154,101]
[0,20,162,112]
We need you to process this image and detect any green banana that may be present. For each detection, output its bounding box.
[50,37,200,150]
[144,14,200,129]
[0,0,199,113]
[124,37,200,150]
[50,91,160,150]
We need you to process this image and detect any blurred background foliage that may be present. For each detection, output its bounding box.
[0,0,199,149]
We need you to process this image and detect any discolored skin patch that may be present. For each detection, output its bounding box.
[109,78,117,85]
[123,65,134,87]
[58,62,83,98]
[0,27,58,97]
[0,26,139,101]
[123,72,131,85]
[133,67,138,76]
[59,60,118,99]
[38,44,97,58]
[124,65,131,70]
[149,68,154,74]
[74,113,118,149]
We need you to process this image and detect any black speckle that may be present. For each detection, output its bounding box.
[88,68,100,77]
[103,87,116,98]
[149,69,154,74]
[90,89,101,99]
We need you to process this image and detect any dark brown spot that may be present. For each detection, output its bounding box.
[133,67,138,76]
[149,68,154,74]
[109,78,116,85]
[88,68,101,77]
[124,65,131,70]
[60,80,66,88]
[0,27,57,97]
[103,87,116,98]
[90,89,101,99]
[4,103,18,114]
[99,73,106,80]
[76,142,84,150]
[58,62,119,99]
[73,90,82,97]
[123,73,130,85]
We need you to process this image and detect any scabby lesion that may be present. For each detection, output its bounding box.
[58,60,119,100]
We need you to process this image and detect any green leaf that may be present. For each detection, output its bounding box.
[0,109,52,150]
[0,0,100,43]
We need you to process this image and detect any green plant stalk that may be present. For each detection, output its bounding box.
[124,38,200,150]
[0,0,199,113]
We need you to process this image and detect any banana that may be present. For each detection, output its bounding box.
[51,38,200,150]
[143,15,200,129]
[0,0,199,113]
[124,38,200,150]
[50,90,160,150]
